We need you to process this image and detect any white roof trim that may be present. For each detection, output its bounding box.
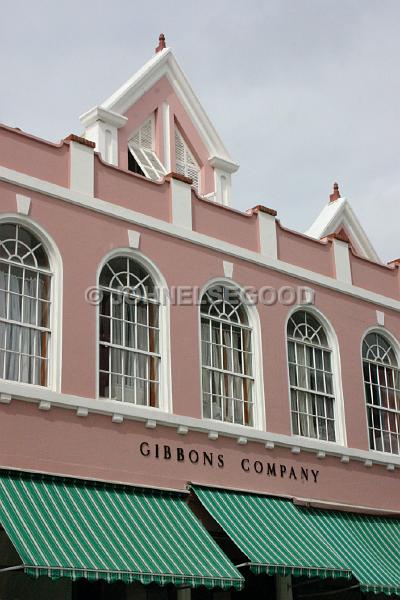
[96,48,238,172]
[80,106,128,129]
[306,197,380,263]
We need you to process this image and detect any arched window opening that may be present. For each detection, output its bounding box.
[362,332,400,455]
[287,310,336,441]
[0,223,51,386]
[200,284,253,426]
[98,256,160,406]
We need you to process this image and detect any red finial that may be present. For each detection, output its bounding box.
[329,182,341,202]
[155,33,166,53]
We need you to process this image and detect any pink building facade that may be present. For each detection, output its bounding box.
[0,36,399,600]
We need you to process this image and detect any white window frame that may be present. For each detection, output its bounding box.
[198,278,265,430]
[128,115,166,182]
[361,327,400,456]
[0,214,62,392]
[285,306,346,445]
[96,248,171,413]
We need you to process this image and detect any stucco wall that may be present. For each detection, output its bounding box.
[0,127,399,511]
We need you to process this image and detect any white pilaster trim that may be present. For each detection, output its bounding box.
[127,230,141,249]
[0,166,399,312]
[170,178,192,229]
[332,238,352,284]
[162,102,171,172]
[16,194,31,215]
[69,142,94,196]
[80,107,127,167]
[223,261,234,278]
[258,211,278,259]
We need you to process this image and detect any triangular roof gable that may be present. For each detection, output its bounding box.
[100,47,238,171]
[306,197,380,263]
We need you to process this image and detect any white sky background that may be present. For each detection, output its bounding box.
[0,0,399,262]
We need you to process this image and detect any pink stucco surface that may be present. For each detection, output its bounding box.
[2,181,399,437]
[277,223,334,277]
[350,250,399,299]
[1,402,399,511]
[0,125,69,187]
[0,125,399,512]
[192,197,259,252]
[94,156,170,221]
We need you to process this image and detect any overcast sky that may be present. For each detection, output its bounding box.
[1,0,399,261]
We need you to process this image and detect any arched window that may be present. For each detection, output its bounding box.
[98,256,160,406]
[0,223,51,386]
[200,284,254,426]
[362,332,400,454]
[287,310,336,441]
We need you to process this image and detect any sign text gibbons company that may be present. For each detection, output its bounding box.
[139,441,320,483]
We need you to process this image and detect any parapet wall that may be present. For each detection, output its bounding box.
[0,124,398,301]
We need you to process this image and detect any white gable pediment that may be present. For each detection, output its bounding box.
[80,47,238,174]
[306,197,380,263]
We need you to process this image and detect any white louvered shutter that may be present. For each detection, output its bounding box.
[175,128,200,192]
[132,119,152,149]
[129,117,166,181]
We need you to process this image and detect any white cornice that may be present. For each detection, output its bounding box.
[208,156,239,174]
[98,48,236,166]
[0,165,399,312]
[79,106,128,129]
[306,198,380,263]
[0,380,399,470]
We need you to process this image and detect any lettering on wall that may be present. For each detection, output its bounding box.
[139,441,320,483]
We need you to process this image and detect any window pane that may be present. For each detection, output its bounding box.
[112,319,123,346]
[292,410,299,435]
[38,301,50,328]
[100,317,111,343]
[203,394,211,419]
[234,399,244,425]
[111,348,123,374]
[110,375,123,401]
[288,341,296,363]
[99,344,109,372]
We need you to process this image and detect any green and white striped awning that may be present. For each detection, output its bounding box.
[193,486,352,581]
[193,486,400,596]
[306,507,400,596]
[0,472,244,590]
